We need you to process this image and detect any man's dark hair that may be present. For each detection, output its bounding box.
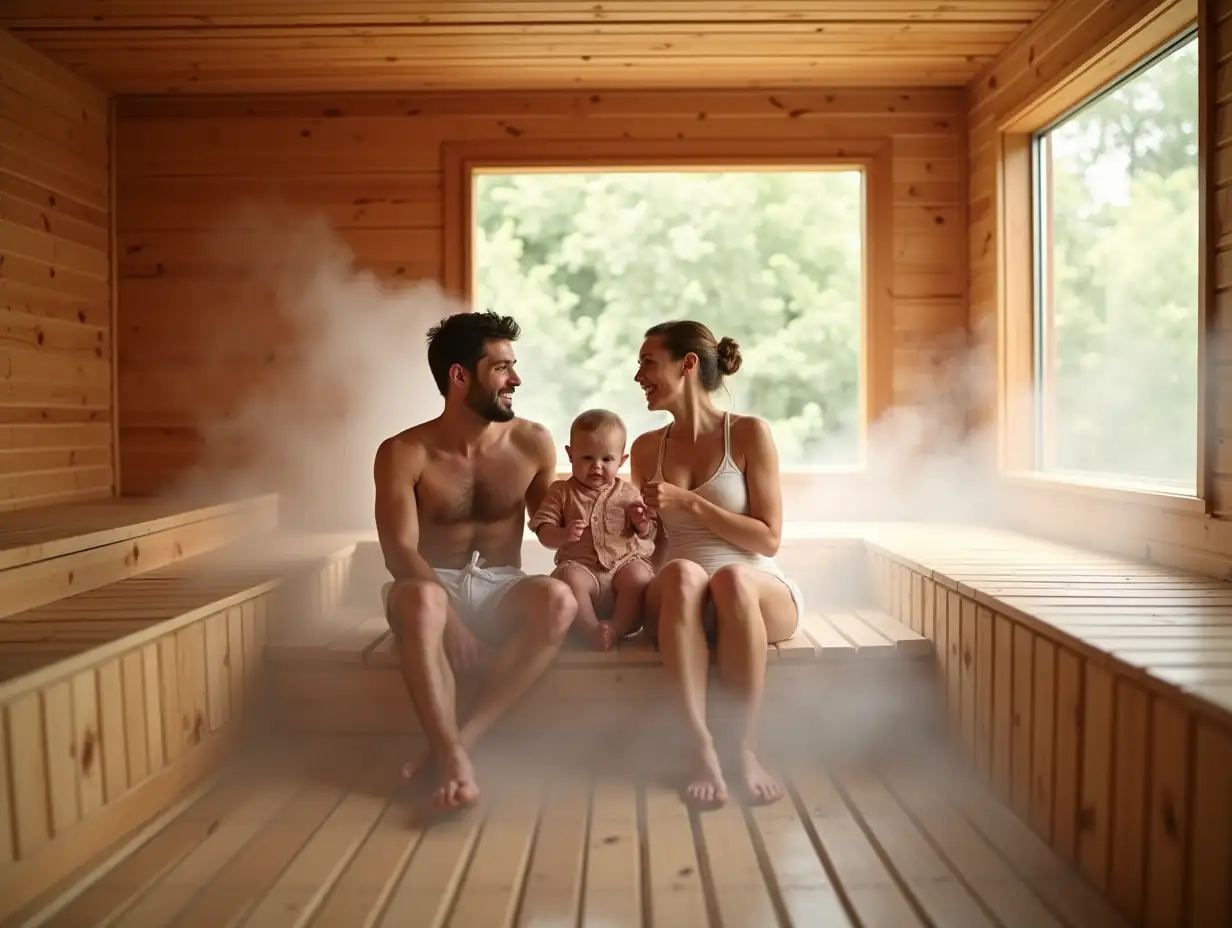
[425,310,521,396]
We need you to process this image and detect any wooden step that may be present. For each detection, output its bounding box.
[0,494,280,619]
[0,530,363,923]
[266,605,935,735]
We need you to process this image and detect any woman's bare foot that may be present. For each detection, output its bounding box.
[740,749,784,805]
[433,746,481,810]
[685,742,729,806]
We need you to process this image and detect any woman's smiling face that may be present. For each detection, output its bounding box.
[635,334,690,412]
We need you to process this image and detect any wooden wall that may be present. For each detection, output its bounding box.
[0,31,115,512]
[966,0,1232,579]
[114,89,968,525]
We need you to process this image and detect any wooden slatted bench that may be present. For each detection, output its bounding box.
[860,522,1232,926]
[0,494,279,618]
[266,587,935,736]
[0,526,363,922]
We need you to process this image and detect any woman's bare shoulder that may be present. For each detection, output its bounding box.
[628,426,667,479]
[631,424,668,451]
[728,414,776,457]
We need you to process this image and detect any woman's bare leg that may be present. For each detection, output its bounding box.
[647,559,727,804]
[709,564,797,804]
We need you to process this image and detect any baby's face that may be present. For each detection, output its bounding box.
[567,427,627,490]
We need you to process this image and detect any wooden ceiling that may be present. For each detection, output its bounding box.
[1,1,1056,94]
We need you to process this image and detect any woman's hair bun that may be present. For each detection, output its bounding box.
[716,336,742,376]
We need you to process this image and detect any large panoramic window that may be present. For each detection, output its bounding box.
[1032,32,1199,492]
[472,169,865,468]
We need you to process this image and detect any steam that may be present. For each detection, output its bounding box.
[156,200,461,530]
[157,200,1014,540]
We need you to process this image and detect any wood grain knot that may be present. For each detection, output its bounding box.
[1160,793,1178,839]
[1077,805,1096,832]
[80,727,97,775]
[192,711,205,745]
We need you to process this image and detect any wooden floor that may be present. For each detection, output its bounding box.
[6,734,1129,928]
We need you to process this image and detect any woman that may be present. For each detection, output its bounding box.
[630,319,803,806]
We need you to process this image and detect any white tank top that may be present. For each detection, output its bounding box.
[653,412,790,579]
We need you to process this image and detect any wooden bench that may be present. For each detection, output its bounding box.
[861,522,1232,927]
[0,499,364,922]
[0,494,279,618]
[265,534,935,737]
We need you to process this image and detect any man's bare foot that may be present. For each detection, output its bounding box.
[740,749,784,805]
[685,742,729,806]
[433,746,481,810]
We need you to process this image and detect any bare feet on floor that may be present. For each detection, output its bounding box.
[401,746,480,810]
[433,746,480,810]
[740,749,784,804]
[685,742,729,806]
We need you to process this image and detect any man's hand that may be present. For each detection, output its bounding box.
[565,518,586,542]
[443,615,484,673]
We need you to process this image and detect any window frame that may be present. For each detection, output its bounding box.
[442,138,895,484]
[995,3,1209,516]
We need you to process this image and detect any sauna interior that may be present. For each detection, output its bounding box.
[0,0,1228,925]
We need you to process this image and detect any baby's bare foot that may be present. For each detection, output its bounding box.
[596,623,617,652]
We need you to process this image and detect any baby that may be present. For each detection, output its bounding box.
[529,409,657,651]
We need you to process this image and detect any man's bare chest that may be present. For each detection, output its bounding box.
[417,457,531,526]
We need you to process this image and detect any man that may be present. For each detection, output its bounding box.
[373,310,576,810]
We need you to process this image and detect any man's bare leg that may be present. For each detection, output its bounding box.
[457,576,576,746]
[386,580,477,809]
[648,560,726,805]
[709,564,797,805]
[552,564,607,651]
[608,559,653,642]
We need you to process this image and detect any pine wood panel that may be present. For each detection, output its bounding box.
[115,89,970,521]
[0,494,279,618]
[266,590,933,734]
[1,3,1054,94]
[0,31,114,513]
[0,530,361,922]
[867,523,1232,927]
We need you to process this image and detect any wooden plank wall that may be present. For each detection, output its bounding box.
[114,89,968,523]
[0,30,115,512]
[869,549,1232,927]
[967,0,1232,579]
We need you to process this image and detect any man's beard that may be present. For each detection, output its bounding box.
[466,384,514,422]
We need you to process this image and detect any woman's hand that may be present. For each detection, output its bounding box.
[642,480,693,515]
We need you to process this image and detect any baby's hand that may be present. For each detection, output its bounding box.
[565,519,586,542]
[628,501,651,531]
